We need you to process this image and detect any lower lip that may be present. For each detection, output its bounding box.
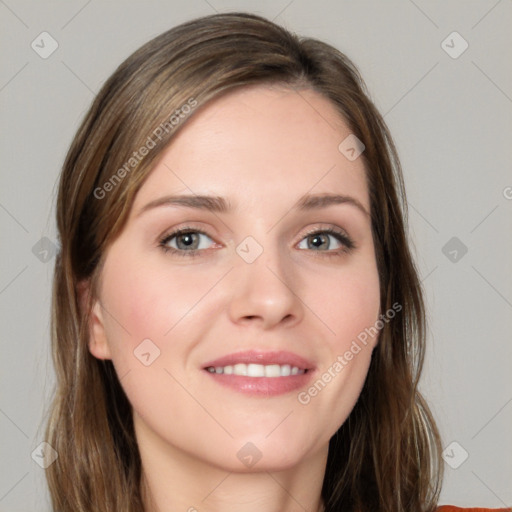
[203,369,315,396]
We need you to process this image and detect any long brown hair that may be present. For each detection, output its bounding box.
[44,12,443,511]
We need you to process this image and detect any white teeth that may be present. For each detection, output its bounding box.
[265,364,281,377]
[281,364,291,377]
[233,363,247,376]
[206,363,306,377]
[247,364,265,377]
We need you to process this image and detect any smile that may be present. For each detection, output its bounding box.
[205,363,308,377]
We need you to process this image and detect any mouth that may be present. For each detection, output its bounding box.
[205,363,308,377]
[202,350,315,396]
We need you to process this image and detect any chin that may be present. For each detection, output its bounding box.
[208,434,319,473]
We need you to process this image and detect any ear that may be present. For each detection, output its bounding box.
[77,279,112,360]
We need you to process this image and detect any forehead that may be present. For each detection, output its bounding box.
[132,84,369,216]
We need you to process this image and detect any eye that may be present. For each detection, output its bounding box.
[297,228,355,256]
[159,227,217,257]
[158,226,355,258]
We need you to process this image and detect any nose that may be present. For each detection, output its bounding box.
[227,246,304,330]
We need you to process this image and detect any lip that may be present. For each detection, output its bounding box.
[202,350,316,397]
[202,350,316,371]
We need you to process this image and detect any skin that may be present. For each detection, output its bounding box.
[87,84,381,512]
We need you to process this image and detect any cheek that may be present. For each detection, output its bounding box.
[100,252,212,352]
[98,254,209,416]
[298,265,380,440]
[310,259,381,351]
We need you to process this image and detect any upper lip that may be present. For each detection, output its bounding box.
[202,350,316,371]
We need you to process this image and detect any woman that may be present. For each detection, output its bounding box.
[43,12,510,512]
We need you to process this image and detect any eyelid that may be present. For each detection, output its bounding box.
[299,224,352,241]
[158,220,217,240]
[159,225,212,243]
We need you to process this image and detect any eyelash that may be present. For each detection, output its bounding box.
[158,225,356,259]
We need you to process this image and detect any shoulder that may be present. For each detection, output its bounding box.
[437,507,512,512]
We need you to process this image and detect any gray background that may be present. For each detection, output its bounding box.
[1,1,511,510]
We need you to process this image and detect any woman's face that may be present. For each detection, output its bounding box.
[88,84,381,471]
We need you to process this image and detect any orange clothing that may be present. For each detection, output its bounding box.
[437,507,511,511]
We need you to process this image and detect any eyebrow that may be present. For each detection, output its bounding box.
[137,192,370,218]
